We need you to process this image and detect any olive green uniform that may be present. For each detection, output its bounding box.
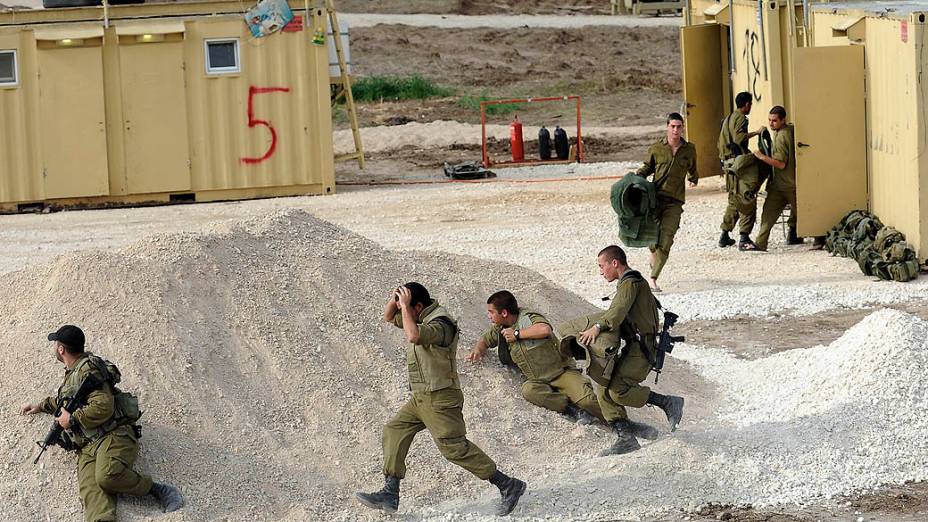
[38,353,152,522]
[559,271,660,422]
[383,301,497,480]
[635,138,699,280]
[755,124,797,250]
[481,311,603,420]
[719,111,757,235]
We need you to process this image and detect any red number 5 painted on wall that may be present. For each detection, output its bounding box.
[240,86,291,165]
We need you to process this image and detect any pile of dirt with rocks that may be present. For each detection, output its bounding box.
[0,209,698,521]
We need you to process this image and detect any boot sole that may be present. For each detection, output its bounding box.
[356,493,398,514]
[497,480,526,516]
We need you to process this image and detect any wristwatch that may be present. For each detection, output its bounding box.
[513,330,521,340]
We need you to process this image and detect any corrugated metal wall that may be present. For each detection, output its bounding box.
[0,3,335,209]
[0,28,41,203]
[813,12,925,255]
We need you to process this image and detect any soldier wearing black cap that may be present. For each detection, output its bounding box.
[20,325,184,522]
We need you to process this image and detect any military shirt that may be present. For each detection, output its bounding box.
[480,311,569,382]
[596,271,660,337]
[718,111,749,160]
[769,124,796,191]
[636,138,699,203]
[39,352,115,448]
[394,300,461,392]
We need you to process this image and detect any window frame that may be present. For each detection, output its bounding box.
[0,49,18,88]
[203,38,241,76]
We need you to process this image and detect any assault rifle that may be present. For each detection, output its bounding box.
[33,374,101,464]
[653,311,684,384]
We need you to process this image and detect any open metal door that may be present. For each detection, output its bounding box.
[793,45,867,237]
[681,23,725,178]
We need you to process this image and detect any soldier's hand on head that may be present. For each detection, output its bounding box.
[56,409,72,430]
[501,328,517,343]
[396,286,413,308]
[19,403,40,415]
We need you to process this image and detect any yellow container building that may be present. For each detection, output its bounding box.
[682,0,928,260]
[0,0,335,211]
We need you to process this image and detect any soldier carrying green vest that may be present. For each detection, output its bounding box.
[19,325,183,522]
[558,246,685,457]
[467,290,604,425]
[356,283,526,516]
[634,113,699,293]
[718,91,766,250]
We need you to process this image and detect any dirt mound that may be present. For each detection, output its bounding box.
[0,209,700,521]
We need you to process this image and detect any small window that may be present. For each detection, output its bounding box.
[204,39,240,75]
[0,50,17,87]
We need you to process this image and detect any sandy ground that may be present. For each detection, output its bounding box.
[340,13,682,29]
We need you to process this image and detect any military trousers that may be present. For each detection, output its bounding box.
[557,315,651,423]
[720,174,757,235]
[382,388,497,480]
[649,198,684,280]
[521,368,604,421]
[77,425,153,522]
[754,186,797,251]
[596,344,653,423]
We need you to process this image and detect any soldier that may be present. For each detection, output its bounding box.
[635,112,699,292]
[356,283,526,516]
[467,290,603,425]
[559,246,685,457]
[753,105,799,251]
[19,325,183,522]
[718,92,766,250]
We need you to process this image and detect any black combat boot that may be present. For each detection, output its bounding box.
[718,231,736,248]
[563,404,596,426]
[488,469,526,516]
[356,475,400,513]
[647,391,685,431]
[786,226,803,245]
[150,482,184,513]
[598,419,641,456]
[625,419,659,440]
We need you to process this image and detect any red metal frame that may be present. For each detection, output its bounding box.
[481,96,584,168]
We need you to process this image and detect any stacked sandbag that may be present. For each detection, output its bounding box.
[825,210,921,282]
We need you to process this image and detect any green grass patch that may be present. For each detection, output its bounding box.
[350,75,454,102]
[458,94,521,116]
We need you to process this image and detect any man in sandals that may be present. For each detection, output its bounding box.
[635,113,699,292]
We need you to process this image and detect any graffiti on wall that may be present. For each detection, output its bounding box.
[743,30,762,103]
[241,86,292,165]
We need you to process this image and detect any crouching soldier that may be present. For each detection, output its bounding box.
[467,290,603,425]
[559,246,685,456]
[20,325,183,522]
[357,283,526,516]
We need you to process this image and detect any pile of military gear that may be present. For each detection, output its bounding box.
[825,210,922,282]
[611,173,659,247]
[443,161,496,180]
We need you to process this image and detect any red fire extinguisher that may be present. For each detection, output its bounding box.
[510,115,524,162]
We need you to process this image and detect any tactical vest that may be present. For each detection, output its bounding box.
[611,173,660,248]
[406,303,461,393]
[57,354,142,448]
[507,312,570,382]
[825,211,920,282]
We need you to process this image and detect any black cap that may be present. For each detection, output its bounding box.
[47,325,85,349]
